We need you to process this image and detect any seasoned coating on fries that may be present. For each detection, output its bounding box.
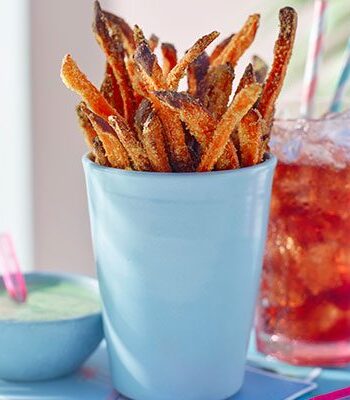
[149,34,159,52]
[252,55,268,84]
[202,64,235,120]
[133,24,148,46]
[81,103,131,169]
[198,83,262,172]
[134,99,153,138]
[235,63,255,95]
[61,54,117,119]
[141,112,171,172]
[134,43,192,171]
[187,52,209,98]
[257,7,297,121]
[154,91,238,170]
[100,63,124,115]
[94,2,136,125]
[76,102,97,149]
[209,34,234,64]
[212,14,260,67]
[167,31,220,90]
[238,108,263,166]
[109,114,152,171]
[161,43,178,76]
[103,9,135,56]
[92,136,109,166]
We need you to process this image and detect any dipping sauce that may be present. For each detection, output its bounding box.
[0,280,100,321]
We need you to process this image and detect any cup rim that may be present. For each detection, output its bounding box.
[82,152,277,178]
[0,271,102,326]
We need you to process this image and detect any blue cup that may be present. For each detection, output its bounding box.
[83,154,276,400]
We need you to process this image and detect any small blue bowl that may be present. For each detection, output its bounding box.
[0,272,104,382]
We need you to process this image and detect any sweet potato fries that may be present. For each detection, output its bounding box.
[61,2,297,172]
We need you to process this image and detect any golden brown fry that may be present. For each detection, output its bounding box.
[103,8,135,56]
[209,34,234,64]
[109,114,152,171]
[212,14,260,67]
[161,43,178,76]
[92,136,109,166]
[167,31,220,90]
[134,98,153,138]
[134,43,193,171]
[235,63,256,95]
[141,112,171,172]
[201,63,235,119]
[149,34,159,51]
[187,52,209,98]
[100,63,124,115]
[76,102,97,149]
[154,91,238,170]
[61,54,117,119]
[252,55,268,84]
[257,7,297,121]
[93,2,136,125]
[133,24,148,46]
[197,83,262,172]
[80,103,131,169]
[238,108,263,166]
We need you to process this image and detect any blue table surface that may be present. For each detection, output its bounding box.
[1,339,350,399]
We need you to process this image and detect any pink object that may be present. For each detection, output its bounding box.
[0,233,27,303]
[300,0,327,118]
[310,386,350,399]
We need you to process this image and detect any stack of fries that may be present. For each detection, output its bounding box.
[61,2,297,172]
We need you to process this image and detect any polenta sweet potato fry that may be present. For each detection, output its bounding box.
[92,136,109,166]
[149,34,159,52]
[109,114,152,171]
[257,7,297,122]
[201,64,235,119]
[238,108,263,166]
[61,54,117,119]
[161,43,178,76]
[94,2,136,125]
[76,102,97,149]
[100,63,124,115]
[134,99,153,138]
[154,91,238,170]
[167,31,220,90]
[209,34,234,64]
[141,112,171,172]
[198,83,262,172]
[81,102,131,169]
[235,63,256,95]
[212,14,260,67]
[187,52,209,98]
[252,55,268,84]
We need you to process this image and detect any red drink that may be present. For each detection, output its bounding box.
[256,114,350,366]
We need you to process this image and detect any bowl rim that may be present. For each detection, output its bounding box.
[0,271,102,325]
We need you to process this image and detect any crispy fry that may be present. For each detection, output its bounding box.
[149,34,159,51]
[92,136,109,166]
[161,43,177,76]
[197,83,262,172]
[103,9,135,56]
[76,102,97,149]
[238,108,263,166]
[154,91,238,170]
[201,63,235,119]
[141,112,171,172]
[257,7,297,121]
[109,114,152,171]
[212,14,260,67]
[235,63,255,95]
[187,52,209,98]
[252,55,268,84]
[134,98,153,138]
[100,63,124,114]
[209,34,234,64]
[134,43,192,171]
[81,103,131,169]
[93,2,136,125]
[167,31,220,90]
[61,54,117,119]
[133,24,148,46]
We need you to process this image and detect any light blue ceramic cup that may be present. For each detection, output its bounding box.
[0,272,103,381]
[83,154,276,400]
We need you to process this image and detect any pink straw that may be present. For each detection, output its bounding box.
[0,233,27,303]
[300,0,328,118]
